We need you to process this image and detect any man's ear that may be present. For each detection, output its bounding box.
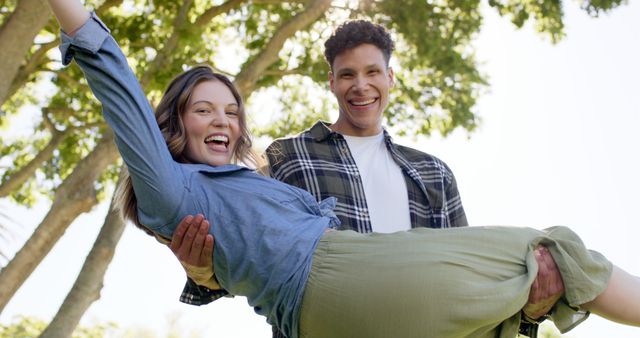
[388,67,395,88]
[328,71,335,92]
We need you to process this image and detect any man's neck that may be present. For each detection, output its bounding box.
[329,121,383,137]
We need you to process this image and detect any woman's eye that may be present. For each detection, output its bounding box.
[196,109,210,114]
[226,111,238,116]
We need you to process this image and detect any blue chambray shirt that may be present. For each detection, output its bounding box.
[60,13,339,338]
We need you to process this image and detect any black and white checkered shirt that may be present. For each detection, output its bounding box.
[266,121,468,232]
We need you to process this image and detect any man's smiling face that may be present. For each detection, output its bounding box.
[329,43,394,136]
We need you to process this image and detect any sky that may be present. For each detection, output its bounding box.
[1,1,639,337]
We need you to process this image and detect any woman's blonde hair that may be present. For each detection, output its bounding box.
[114,66,261,234]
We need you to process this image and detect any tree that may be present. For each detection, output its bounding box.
[0,315,117,338]
[0,0,630,336]
[0,0,52,107]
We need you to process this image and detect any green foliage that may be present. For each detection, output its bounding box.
[0,316,117,338]
[488,0,565,42]
[1,135,48,206]
[251,75,333,139]
[0,316,46,338]
[0,0,632,205]
[488,0,627,42]
[0,0,17,26]
[580,0,628,16]
[358,0,485,136]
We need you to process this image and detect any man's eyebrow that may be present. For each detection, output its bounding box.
[336,68,355,75]
[367,64,383,69]
[336,64,382,74]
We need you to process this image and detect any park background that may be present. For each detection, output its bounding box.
[0,0,638,337]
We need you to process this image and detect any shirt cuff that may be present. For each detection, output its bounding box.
[59,12,111,66]
[550,298,590,333]
[180,278,231,306]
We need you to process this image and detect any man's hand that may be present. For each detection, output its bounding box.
[523,245,565,320]
[170,214,214,268]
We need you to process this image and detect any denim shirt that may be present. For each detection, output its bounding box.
[60,13,339,338]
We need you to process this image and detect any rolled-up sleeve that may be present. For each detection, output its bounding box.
[59,14,110,66]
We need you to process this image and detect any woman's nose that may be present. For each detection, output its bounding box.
[211,110,229,127]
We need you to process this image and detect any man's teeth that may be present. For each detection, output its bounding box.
[205,135,229,143]
[351,98,376,106]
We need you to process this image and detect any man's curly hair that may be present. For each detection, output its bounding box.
[324,20,395,70]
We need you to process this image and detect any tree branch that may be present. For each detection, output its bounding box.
[39,192,126,338]
[262,68,303,77]
[0,0,52,106]
[0,131,64,198]
[233,0,332,98]
[6,39,59,100]
[195,0,246,27]
[139,0,194,88]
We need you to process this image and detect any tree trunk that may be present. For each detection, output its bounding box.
[0,0,123,107]
[0,0,51,106]
[39,196,125,338]
[21,0,187,327]
[0,133,119,313]
[0,128,65,198]
[233,0,332,97]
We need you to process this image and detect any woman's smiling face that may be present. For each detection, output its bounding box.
[182,80,241,166]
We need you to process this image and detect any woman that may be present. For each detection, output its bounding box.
[48,1,639,337]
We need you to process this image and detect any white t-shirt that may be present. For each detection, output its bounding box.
[343,133,411,233]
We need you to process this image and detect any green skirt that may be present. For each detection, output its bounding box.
[298,226,612,338]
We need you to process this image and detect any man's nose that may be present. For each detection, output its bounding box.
[352,75,369,92]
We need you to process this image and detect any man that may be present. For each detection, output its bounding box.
[171,20,563,337]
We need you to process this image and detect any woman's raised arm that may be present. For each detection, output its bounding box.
[47,0,90,35]
[46,0,188,229]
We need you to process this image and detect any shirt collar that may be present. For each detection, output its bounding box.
[309,120,394,144]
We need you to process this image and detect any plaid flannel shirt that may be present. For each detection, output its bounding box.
[266,121,468,337]
[266,121,468,232]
